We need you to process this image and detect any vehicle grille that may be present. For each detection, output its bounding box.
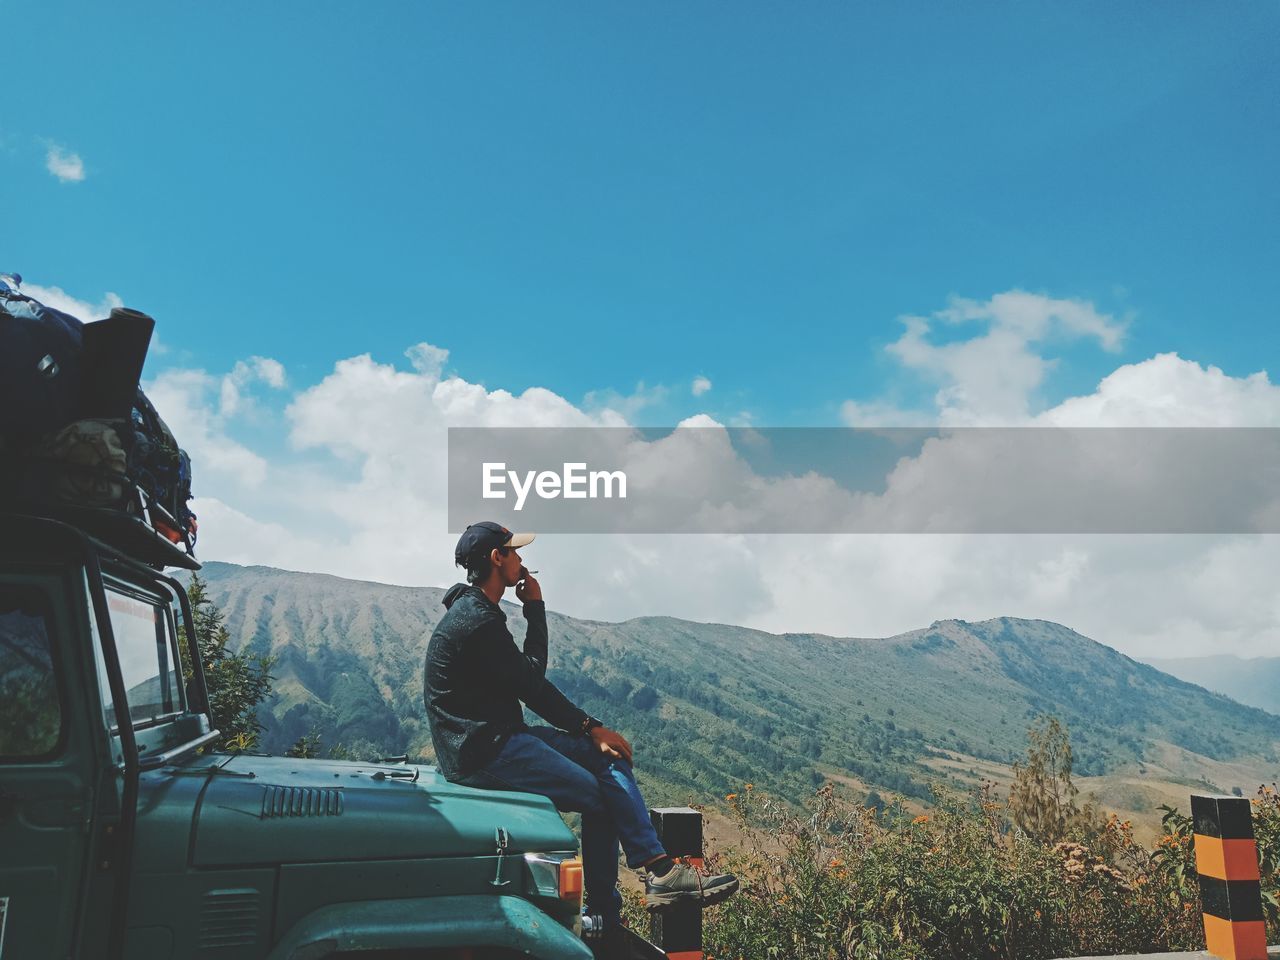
[260,784,344,818]
[198,889,259,950]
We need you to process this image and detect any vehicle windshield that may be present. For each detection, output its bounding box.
[93,578,185,729]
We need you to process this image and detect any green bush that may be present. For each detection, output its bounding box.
[685,780,1279,960]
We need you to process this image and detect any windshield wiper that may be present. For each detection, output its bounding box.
[371,768,419,782]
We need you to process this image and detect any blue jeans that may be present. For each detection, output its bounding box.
[457,726,666,928]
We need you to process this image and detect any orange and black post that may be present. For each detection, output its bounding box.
[1192,793,1268,960]
[650,807,703,960]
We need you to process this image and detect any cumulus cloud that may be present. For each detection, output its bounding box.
[582,381,669,421]
[692,376,712,396]
[852,290,1127,426]
[739,531,1280,660]
[220,356,288,417]
[19,281,172,354]
[145,299,1280,659]
[840,400,933,428]
[824,322,1280,657]
[145,357,288,488]
[247,356,287,389]
[45,144,85,182]
[23,283,122,323]
[1040,353,1280,427]
[191,497,339,570]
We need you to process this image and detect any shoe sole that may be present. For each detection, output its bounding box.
[645,877,740,912]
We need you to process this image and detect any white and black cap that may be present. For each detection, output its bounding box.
[454,521,535,567]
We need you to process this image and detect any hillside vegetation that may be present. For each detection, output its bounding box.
[684,778,1280,959]
[187,562,1280,819]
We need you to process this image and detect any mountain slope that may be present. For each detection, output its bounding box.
[1144,655,1280,715]
[186,562,1280,808]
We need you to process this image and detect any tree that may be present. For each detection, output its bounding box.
[1009,715,1100,843]
[180,574,276,751]
[286,731,323,758]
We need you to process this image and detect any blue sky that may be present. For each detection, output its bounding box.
[6,2,1280,655]
[5,1,1276,425]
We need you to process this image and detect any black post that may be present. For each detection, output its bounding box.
[1190,794,1267,960]
[649,807,703,960]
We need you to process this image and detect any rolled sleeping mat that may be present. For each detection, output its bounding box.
[79,307,155,420]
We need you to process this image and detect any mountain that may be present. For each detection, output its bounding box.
[1144,655,1280,715]
[184,562,1280,814]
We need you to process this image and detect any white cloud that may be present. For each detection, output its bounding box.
[840,399,934,428]
[220,356,288,417]
[692,376,712,396]
[146,365,281,487]
[1039,353,1280,427]
[140,304,1280,660]
[738,532,1280,661]
[45,144,85,182]
[248,356,287,389]
[582,380,669,421]
[744,385,1279,653]
[860,290,1127,425]
[191,497,338,570]
[406,343,449,378]
[20,281,170,354]
[23,283,122,323]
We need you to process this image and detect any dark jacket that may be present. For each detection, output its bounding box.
[424,583,591,781]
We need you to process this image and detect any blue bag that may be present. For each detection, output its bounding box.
[0,274,86,446]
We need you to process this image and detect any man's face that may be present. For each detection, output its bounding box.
[493,546,523,586]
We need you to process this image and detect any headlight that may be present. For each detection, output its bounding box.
[522,851,582,901]
[523,852,584,936]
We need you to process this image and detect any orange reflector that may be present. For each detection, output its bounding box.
[559,858,584,900]
[1203,913,1268,960]
[1194,834,1262,882]
[155,519,182,543]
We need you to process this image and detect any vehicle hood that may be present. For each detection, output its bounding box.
[191,755,575,867]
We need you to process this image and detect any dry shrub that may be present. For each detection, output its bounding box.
[696,780,1280,960]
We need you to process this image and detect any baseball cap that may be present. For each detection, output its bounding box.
[454,521,536,566]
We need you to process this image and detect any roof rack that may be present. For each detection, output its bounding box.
[5,502,200,570]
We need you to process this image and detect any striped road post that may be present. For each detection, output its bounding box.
[1192,794,1268,960]
[649,807,703,960]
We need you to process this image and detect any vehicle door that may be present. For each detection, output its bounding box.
[0,571,94,960]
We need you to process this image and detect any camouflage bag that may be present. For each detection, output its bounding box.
[32,418,133,508]
[130,388,196,546]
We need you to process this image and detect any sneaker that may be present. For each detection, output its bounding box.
[644,860,739,912]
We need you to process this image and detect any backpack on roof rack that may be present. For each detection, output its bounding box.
[1,273,198,557]
[27,394,196,548]
[0,274,85,446]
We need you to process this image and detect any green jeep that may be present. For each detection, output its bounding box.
[0,509,615,960]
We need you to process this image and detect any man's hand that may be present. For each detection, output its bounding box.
[516,567,542,603]
[590,726,633,764]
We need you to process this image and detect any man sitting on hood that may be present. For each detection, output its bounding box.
[424,521,738,952]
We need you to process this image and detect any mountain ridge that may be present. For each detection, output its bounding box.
[182,561,1280,814]
[1144,654,1280,715]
